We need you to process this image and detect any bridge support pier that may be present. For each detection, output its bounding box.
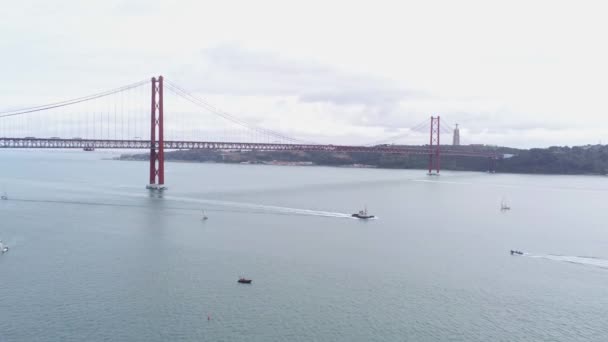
[488,157,497,173]
[427,116,440,175]
[146,76,167,191]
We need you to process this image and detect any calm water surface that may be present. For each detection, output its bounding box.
[1,150,608,341]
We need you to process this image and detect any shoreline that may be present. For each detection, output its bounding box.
[113,157,608,176]
[114,157,376,168]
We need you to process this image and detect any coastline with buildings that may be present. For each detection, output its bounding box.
[118,142,608,175]
[115,124,608,175]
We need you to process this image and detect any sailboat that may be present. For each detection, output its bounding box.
[500,198,511,211]
[202,209,208,220]
[1,192,7,200]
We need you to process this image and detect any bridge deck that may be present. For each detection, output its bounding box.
[0,138,499,158]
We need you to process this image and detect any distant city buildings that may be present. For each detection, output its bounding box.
[452,124,460,146]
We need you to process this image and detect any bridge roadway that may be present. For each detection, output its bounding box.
[0,137,499,158]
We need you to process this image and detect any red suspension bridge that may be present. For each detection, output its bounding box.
[0,75,500,189]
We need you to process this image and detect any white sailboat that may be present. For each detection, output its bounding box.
[500,197,511,211]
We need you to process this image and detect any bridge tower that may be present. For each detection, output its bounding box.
[146,76,166,190]
[428,116,440,175]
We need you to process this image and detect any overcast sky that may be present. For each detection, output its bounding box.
[1,0,607,147]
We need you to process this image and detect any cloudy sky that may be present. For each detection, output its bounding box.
[1,0,607,147]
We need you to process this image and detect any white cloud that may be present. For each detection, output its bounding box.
[1,0,608,147]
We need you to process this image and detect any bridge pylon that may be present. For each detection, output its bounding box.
[428,116,440,175]
[488,156,497,173]
[146,76,166,190]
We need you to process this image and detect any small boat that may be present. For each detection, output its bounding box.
[83,146,95,151]
[1,192,7,200]
[500,198,510,211]
[352,206,375,219]
[510,250,523,255]
[202,209,208,220]
[0,240,8,253]
[238,277,252,284]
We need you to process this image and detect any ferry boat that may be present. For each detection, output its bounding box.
[352,207,375,219]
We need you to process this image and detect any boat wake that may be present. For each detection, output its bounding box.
[524,253,608,269]
[8,196,354,219]
[163,195,354,219]
[10,190,355,219]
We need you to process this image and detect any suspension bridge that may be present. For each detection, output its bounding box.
[0,75,499,189]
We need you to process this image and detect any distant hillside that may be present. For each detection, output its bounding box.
[496,145,608,175]
[118,144,608,175]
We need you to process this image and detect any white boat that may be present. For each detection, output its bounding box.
[500,198,511,211]
[0,240,8,253]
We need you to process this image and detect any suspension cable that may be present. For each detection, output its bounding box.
[0,80,149,118]
[165,81,316,144]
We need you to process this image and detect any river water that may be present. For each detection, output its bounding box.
[1,150,608,341]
